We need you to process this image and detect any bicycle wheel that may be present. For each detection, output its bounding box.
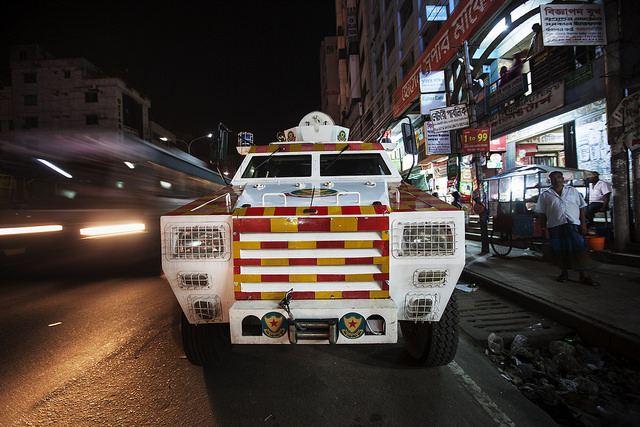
[490,230,513,256]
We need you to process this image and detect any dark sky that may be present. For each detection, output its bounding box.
[2,1,336,144]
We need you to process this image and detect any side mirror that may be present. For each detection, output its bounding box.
[211,129,228,161]
[401,122,418,155]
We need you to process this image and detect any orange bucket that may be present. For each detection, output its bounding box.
[585,236,605,251]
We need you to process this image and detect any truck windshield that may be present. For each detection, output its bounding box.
[320,153,391,176]
[241,154,312,178]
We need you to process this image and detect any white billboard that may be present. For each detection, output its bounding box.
[541,3,607,46]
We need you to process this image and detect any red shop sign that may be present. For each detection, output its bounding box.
[462,127,491,154]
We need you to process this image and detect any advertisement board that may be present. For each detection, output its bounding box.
[541,3,607,46]
[462,127,491,154]
[425,121,451,155]
[431,104,470,133]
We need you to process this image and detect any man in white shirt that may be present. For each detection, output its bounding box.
[535,171,598,285]
[586,172,612,227]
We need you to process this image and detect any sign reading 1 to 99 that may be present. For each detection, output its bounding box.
[462,127,491,154]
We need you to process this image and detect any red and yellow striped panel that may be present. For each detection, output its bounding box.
[233,282,390,301]
[232,239,389,258]
[233,211,389,234]
[165,186,242,216]
[233,204,388,218]
[233,213,389,300]
[248,143,385,153]
[388,182,459,212]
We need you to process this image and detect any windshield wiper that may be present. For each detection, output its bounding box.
[254,146,285,170]
[323,144,350,171]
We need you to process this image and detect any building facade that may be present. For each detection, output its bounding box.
[322,0,639,250]
[6,45,151,141]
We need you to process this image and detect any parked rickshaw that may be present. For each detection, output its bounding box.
[485,165,597,256]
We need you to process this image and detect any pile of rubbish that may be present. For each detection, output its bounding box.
[486,332,640,426]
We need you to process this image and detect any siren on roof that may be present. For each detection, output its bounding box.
[283,111,349,143]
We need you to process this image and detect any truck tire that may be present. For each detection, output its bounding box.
[400,293,459,366]
[181,314,232,366]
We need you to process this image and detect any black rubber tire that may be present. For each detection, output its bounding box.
[181,314,231,366]
[490,230,513,257]
[400,293,459,366]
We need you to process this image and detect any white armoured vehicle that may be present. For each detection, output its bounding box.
[161,112,465,366]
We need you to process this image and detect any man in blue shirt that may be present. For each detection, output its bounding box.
[535,171,598,285]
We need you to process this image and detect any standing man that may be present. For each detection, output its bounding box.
[451,191,463,209]
[586,172,612,227]
[535,171,598,285]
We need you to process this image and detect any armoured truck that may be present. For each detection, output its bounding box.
[161,112,465,366]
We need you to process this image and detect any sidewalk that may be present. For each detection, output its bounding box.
[462,239,640,361]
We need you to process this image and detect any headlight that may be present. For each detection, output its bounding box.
[396,221,455,257]
[169,225,229,259]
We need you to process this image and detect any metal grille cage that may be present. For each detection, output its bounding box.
[405,292,438,321]
[178,272,211,289]
[187,295,222,323]
[170,225,228,259]
[396,221,455,257]
[413,269,447,287]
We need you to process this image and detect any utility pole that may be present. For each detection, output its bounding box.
[463,40,489,254]
[604,0,630,252]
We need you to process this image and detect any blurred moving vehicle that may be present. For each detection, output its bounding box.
[0,130,225,274]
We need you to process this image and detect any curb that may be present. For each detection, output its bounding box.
[461,268,640,362]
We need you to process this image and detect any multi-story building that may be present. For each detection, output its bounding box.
[323,0,638,251]
[6,44,151,141]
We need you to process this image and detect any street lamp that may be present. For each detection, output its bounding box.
[175,133,213,154]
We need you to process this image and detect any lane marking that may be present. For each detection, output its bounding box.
[464,252,492,267]
[448,360,516,427]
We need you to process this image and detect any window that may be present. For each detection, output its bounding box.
[401,51,415,78]
[241,154,312,179]
[399,0,413,31]
[85,92,98,103]
[86,114,99,125]
[64,70,71,78]
[320,153,391,176]
[386,33,395,58]
[24,117,38,129]
[23,73,36,84]
[24,95,38,106]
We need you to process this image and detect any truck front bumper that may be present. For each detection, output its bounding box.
[229,299,398,344]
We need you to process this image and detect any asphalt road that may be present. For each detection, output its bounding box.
[0,268,557,426]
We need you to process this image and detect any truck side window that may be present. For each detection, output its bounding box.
[320,153,391,176]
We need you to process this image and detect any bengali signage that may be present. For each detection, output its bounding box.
[420,93,447,115]
[488,74,525,109]
[488,81,565,135]
[425,121,451,155]
[431,104,470,133]
[420,70,446,93]
[490,135,507,152]
[541,3,607,46]
[611,91,640,151]
[462,127,491,154]
[392,0,506,117]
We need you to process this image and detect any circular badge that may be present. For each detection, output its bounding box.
[288,188,338,198]
[337,130,347,141]
[261,312,288,338]
[339,312,366,339]
[287,130,296,141]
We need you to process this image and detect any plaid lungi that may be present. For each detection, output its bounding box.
[548,223,595,271]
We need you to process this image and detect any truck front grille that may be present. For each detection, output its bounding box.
[233,214,389,300]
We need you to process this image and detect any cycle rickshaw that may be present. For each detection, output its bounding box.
[485,165,596,257]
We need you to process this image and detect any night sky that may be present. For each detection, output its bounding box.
[2,1,336,144]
